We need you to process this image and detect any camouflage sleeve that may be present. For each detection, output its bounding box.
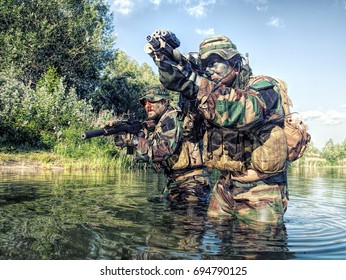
[196,76,284,129]
[135,134,151,162]
[153,54,199,99]
[151,111,182,162]
[136,111,182,163]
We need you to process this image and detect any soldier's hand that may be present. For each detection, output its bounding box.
[101,120,118,129]
[114,133,135,149]
[144,120,156,131]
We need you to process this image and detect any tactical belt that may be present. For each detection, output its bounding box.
[172,168,208,182]
[165,166,206,180]
[231,171,287,189]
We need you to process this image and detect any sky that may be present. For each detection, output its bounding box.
[106,0,346,149]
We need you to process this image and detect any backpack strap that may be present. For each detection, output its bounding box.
[273,78,292,115]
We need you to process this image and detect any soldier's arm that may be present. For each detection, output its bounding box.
[151,111,182,162]
[136,112,182,163]
[152,53,200,99]
[196,77,283,129]
[152,54,283,129]
[135,135,151,162]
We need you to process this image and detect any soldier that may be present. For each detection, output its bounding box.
[148,34,290,223]
[112,84,211,204]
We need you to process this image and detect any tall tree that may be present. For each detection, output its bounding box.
[92,50,159,118]
[0,0,115,99]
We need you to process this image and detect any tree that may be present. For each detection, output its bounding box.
[0,0,115,99]
[321,139,344,165]
[92,50,159,118]
[0,67,93,148]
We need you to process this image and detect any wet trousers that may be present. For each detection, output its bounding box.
[208,172,288,223]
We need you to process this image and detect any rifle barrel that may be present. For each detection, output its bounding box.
[81,129,105,140]
[146,35,160,49]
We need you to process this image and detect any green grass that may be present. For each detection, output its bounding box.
[1,145,344,171]
[0,148,143,171]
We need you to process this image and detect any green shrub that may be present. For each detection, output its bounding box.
[0,67,93,148]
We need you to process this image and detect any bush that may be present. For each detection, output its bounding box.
[0,67,93,148]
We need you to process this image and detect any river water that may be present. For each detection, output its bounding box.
[0,167,345,260]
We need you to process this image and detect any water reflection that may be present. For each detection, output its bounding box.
[0,167,345,260]
[286,167,346,260]
[202,219,294,260]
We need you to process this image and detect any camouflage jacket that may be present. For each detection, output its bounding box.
[157,60,285,128]
[136,107,205,180]
[156,60,288,176]
[196,75,285,128]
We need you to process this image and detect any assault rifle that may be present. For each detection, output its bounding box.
[144,30,209,78]
[81,114,143,154]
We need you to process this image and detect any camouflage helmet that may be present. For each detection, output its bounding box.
[199,35,240,61]
[139,84,171,106]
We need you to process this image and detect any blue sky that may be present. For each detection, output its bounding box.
[107,0,346,149]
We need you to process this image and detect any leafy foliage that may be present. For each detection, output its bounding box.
[0,0,159,156]
[0,0,115,99]
[92,50,159,119]
[320,139,346,165]
[0,67,93,148]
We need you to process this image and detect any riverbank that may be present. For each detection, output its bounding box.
[0,151,62,170]
[1,151,345,172]
[0,150,139,171]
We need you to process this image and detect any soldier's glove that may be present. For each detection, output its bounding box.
[152,52,192,79]
[144,120,156,132]
[114,133,129,149]
[114,133,138,149]
[101,120,119,129]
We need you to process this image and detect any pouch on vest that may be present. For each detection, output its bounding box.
[171,141,190,170]
[251,76,311,162]
[203,127,246,172]
[273,79,311,161]
[284,113,311,161]
[171,140,204,170]
[251,123,288,174]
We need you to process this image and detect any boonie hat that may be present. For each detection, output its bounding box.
[139,84,171,105]
[199,35,240,61]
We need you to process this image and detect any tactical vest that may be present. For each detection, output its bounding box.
[203,75,289,174]
[151,109,204,177]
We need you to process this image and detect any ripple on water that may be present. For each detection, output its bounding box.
[286,199,346,259]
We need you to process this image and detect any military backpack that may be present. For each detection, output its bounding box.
[249,76,311,162]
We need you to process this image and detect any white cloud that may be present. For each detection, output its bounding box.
[185,0,217,18]
[243,0,268,12]
[301,108,346,125]
[150,0,161,7]
[267,16,285,28]
[110,0,134,15]
[187,4,206,17]
[195,28,215,36]
[109,0,217,17]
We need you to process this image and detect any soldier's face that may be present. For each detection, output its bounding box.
[144,100,167,120]
[204,55,237,86]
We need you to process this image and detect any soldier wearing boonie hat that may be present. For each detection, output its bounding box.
[146,30,296,223]
[112,84,211,204]
[139,84,171,105]
[199,35,240,61]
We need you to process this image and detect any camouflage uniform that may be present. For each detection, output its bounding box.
[149,35,289,223]
[122,85,211,203]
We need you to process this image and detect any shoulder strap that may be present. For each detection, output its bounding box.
[273,78,292,115]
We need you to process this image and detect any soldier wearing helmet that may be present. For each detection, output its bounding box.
[113,84,211,204]
[148,33,290,223]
